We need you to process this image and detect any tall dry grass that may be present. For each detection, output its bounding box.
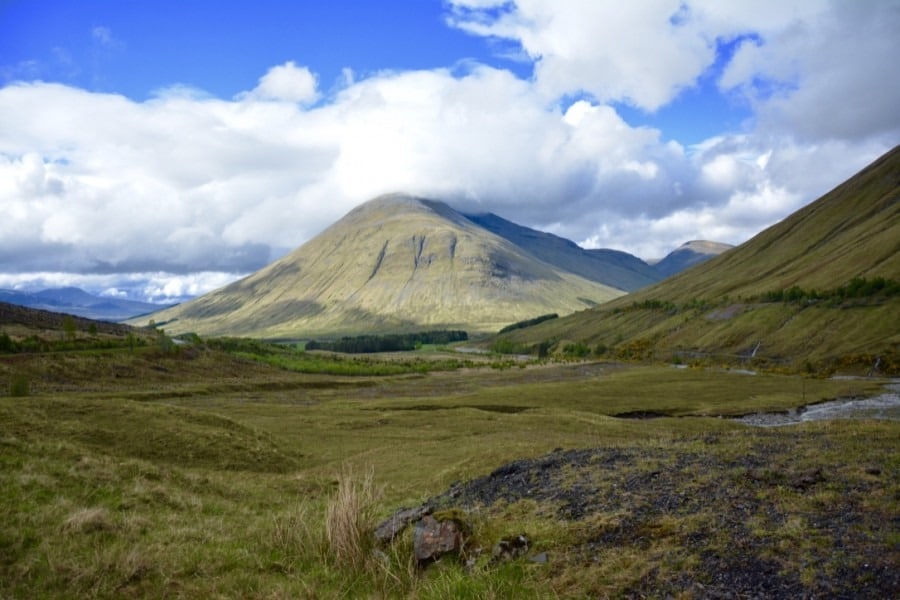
[324,466,382,567]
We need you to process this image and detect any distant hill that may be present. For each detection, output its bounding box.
[131,195,627,337]
[463,212,661,291]
[0,287,167,322]
[652,240,733,278]
[492,145,900,372]
[0,301,136,336]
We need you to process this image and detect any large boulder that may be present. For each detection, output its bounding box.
[374,505,432,544]
[413,515,464,563]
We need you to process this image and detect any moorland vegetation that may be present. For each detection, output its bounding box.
[1,309,898,598]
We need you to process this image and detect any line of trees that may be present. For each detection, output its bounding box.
[759,276,899,304]
[0,330,148,354]
[306,330,468,354]
[498,313,558,334]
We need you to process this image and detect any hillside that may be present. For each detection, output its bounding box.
[134,194,625,337]
[493,145,900,372]
[463,212,661,291]
[0,301,137,337]
[0,287,167,321]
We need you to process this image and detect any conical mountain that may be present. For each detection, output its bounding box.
[140,194,625,337]
[493,145,900,368]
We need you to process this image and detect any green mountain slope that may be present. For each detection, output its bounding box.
[136,194,625,337]
[649,148,899,301]
[494,145,900,372]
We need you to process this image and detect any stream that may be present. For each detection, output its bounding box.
[735,382,900,427]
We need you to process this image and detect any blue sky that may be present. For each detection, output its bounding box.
[3,1,515,99]
[1,1,898,302]
[1,0,745,143]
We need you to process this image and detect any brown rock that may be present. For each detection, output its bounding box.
[374,505,432,544]
[413,515,463,563]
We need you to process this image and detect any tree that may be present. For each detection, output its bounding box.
[63,316,77,341]
[0,331,14,353]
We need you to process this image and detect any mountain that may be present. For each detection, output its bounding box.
[651,240,733,278]
[493,145,900,371]
[463,212,661,291]
[0,287,167,322]
[134,194,627,337]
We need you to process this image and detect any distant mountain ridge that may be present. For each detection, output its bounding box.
[0,287,167,322]
[463,212,661,291]
[651,240,733,278]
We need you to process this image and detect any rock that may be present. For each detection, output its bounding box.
[792,468,825,491]
[491,534,530,563]
[374,505,432,544]
[530,551,549,564]
[413,515,464,563]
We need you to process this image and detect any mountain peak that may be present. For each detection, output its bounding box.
[652,240,733,277]
[133,195,634,337]
[345,193,473,229]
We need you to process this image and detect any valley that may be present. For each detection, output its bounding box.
[2,148,898,598]
[1,332,897,598]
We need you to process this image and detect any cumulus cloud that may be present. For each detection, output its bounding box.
[241,61,320,104]
[0,271,240,304]
[448,0,716,110]
[447,0,900,141]
[718,2,900,142]
[1,3,897,302]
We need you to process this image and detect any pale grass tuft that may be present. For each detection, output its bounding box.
[115,545,154,588]
[325,466,382,566]
[62,507,114,534]
[271,502,316,556]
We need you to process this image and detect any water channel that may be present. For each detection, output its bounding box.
[735,381,900,427]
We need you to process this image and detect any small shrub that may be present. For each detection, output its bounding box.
[0,331,15,353]
[9,374,29,397]
[562,342,590,358]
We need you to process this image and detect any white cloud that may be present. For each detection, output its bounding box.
[0,271,242,304]
[0,2,897,301]
[449,0,718,110]
[446,0,900,139]
[243,61,319,104]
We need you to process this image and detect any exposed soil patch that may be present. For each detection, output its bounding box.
[612,410,671,419]
[418,430,899,598]
[385,404,532,414]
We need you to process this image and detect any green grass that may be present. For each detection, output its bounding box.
[1,343,896,598]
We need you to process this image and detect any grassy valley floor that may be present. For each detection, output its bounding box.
[1,344,898,598]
